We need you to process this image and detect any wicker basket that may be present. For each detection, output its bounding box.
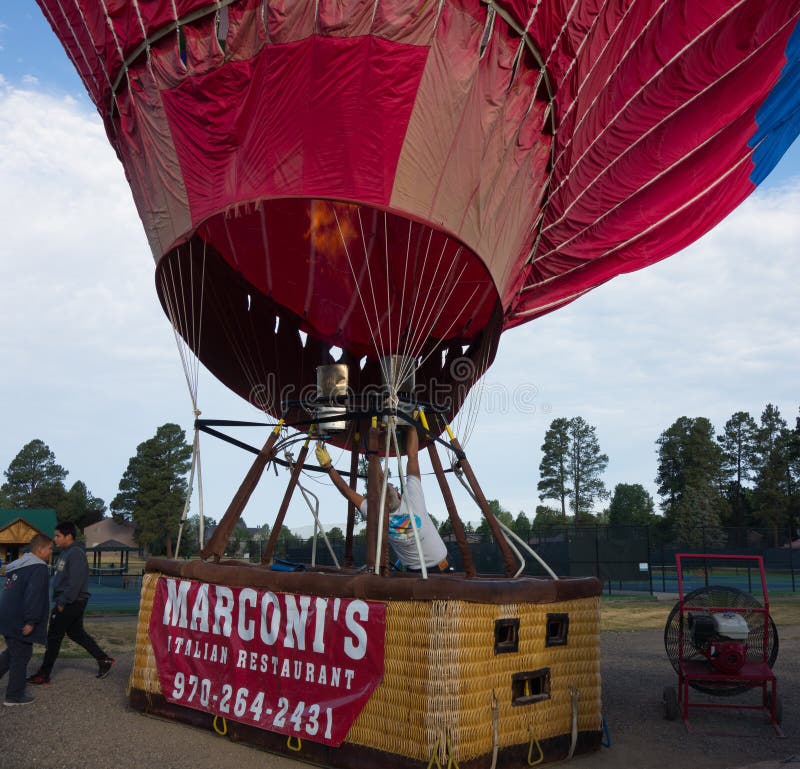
[130,565,602,767]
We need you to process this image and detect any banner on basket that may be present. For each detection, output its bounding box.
[149,576,387,746]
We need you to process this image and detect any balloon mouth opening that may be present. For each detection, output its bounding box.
[156,197,503,422]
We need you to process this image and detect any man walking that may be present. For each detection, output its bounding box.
[0,534,53,705]
[27,522,114,684]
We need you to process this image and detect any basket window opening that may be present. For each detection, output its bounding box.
[494,618,520,654]
[512,668,551,706]
[546,613,569,647]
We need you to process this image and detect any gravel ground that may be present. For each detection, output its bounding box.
[1,624,797,769]
[583,627,800,769]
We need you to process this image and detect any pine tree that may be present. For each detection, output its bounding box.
[180,514,217,557]
[60,481,106,529]
[671,484,727,549]
[511,511,532,541]
[656,417,724,520]
[538,418,570,517]
[717,411,758,527]
[756,404,786,459]
[2,439,67,510]
[111,423,192,557]
[567,417,609,521]
[538,417,608,520]
[790,408,800,542]
[607,483,655,526]
[532,505,565,534]
[655,417,691,515]
[751,404,793,545]
[476,499,513,542]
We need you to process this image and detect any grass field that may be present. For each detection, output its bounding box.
[600,594,800,630]
[3,593,797,657]
[5,594,792,657]
[58,618,139,658]
[0,619,138,659]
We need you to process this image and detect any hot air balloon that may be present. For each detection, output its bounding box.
[34,0,800,765]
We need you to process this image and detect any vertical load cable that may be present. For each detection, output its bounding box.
[175,422,200,557]
[161,243,207,557]
[330,201,476,579]
[373,416,394,574]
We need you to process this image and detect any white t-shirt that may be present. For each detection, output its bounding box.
[359,476,448,569]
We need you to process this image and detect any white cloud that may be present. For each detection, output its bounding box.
[0,84,185,502]
[476,181,800,513]
[1,80,798,536]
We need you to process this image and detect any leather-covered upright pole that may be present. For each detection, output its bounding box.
[444,425,517,577]
[262,439,311,565]
[426,437,476,578]
[201,420,283,562]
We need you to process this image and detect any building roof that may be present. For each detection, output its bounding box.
[83,518,136,548]
[0,509,57,536]
[86,539,138,551]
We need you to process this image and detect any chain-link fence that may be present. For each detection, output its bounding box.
[238,524,799,595]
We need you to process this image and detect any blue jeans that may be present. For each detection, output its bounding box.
[0,635,34,701]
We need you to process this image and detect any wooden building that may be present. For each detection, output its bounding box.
[0,509,57,567]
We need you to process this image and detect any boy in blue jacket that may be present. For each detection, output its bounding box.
[0,533,53,705]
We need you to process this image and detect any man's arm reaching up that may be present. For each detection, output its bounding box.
[316,443,364,509]
[405,426,420,479]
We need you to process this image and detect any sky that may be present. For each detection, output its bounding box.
[1,5,799,538]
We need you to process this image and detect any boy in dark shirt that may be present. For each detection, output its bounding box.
[27,522,114,684]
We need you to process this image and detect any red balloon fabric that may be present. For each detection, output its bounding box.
[35,0,800,416]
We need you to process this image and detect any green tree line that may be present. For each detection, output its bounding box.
[437,404,800,548]
[0,439,106,528]
[5,403,798,556]
[655,405,800,547]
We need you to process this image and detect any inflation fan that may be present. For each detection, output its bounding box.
[662,554,783,735]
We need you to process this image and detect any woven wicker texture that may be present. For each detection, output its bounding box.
[130,572,162,695]
[346,597,601,762]
[130,574,601,763]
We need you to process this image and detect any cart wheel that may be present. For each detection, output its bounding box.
[663,686,679,721]
[766,692,783,725]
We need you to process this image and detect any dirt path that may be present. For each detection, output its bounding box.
[1,627,797,769]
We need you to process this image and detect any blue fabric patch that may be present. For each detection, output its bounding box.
[750,19,800,186]
[389,513,421,539]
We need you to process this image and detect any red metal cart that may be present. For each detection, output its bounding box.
[662,553,783,736]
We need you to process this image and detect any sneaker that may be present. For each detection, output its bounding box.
[97,657,115,679]
[4,694,35,706]
[26,672,50,685]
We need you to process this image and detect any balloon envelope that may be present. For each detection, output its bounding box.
[35,0,800,416]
